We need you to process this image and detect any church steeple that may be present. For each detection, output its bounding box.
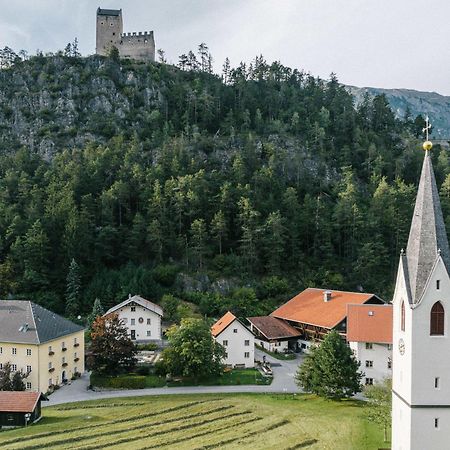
[405,148,450,303]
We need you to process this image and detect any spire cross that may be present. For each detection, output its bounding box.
[422,116,432,142]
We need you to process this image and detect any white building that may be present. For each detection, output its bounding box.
[392,148,450,449]
[211,311,255,368]
[346,304,392,386]
[104,295,163,342]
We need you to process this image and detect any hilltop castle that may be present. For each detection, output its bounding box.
[95,8,155,62]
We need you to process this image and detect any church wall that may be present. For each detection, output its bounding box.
[392,394,411,450]
[392,259,413,403]
[410,408,450,450]
[410,260,450,405]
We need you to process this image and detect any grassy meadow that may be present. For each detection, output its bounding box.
[0,394,386,449]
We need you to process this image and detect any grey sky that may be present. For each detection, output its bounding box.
[1,0,449,95]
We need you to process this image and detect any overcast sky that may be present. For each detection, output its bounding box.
[1,0,449,95]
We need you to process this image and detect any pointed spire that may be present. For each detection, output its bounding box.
[406,151,450,303]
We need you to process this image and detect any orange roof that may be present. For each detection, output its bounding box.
[211,311,237,337]
[271,288,381,329]
[346,304,393,344]
[0,391,42,413]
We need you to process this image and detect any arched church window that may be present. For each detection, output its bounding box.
[401,301,405,331]
[430,302,445,336]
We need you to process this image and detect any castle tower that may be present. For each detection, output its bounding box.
[96,8,123,56]
[392,129,450,449]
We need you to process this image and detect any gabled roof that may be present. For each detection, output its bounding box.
[405,150,450,304]
[0,392,46,413]
[247,316,301,340]
[211,311,237,337]
[104,295,163,317]
[271,288,383,329]
[97,8,121,17]
[0,300,84,344]
[346,304,393,344]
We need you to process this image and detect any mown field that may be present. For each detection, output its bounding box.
[0,394,385,449]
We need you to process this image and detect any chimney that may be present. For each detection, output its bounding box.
[323,290,332,302]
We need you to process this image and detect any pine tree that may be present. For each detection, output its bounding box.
[66,258,81,319]
[295,330,362,399]
[211,210,227,255]
[87,298,104,329]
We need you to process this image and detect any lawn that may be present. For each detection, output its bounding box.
[0,394,386,449]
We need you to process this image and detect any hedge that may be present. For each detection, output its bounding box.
[90,374,146,389]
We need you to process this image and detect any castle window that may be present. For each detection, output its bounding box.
[437,280,441,290]
[430,301,445,336]
[435,377,440,389]
[435,418,440,429]
[113,32,116,36]
[401,301,405,331]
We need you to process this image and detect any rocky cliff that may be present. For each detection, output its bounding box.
[347,85,450,140]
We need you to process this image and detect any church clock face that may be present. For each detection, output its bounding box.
[398,338,405,355]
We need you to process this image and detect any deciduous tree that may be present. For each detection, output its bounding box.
[295,330,362,399]
[90,314,137,375]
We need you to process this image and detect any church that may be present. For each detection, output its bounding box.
[391,134,450,449]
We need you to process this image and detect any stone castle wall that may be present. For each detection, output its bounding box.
[119,32,155,61]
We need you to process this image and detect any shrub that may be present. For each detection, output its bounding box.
[152,264,179,287]
[90,374,146,389]
[137,343,158,351]
[136,364,151,376]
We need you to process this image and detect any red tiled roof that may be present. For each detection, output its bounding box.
[247,316,301,340]
[346,304,393,344]
[271,288,381,329]
[211,311,237,337]
[0,391,41,413]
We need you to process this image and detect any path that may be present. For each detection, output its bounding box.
[45,349,303,406]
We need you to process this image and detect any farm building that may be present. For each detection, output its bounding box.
[0,300,85,394]
[247,316,301,353]
[104,295,163,342]
[270,288,385,351]
[211,311,255,368]
[0,391,47,428]
[346,303,393,385]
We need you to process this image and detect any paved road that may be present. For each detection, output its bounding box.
[45,349,303,406]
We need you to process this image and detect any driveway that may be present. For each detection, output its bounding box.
[45,350,303,406]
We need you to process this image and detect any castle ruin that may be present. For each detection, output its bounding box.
[95,8,155,62]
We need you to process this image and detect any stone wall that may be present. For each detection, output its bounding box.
[119,32,155,62]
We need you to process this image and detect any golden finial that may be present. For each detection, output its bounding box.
[422,115,433,151]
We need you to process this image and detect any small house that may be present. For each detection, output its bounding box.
[211,311,255,368]
[104,295,163,342]
[0,391,47,428]
[247,316,301,353]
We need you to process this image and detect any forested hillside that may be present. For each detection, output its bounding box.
[1,52,449,319]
